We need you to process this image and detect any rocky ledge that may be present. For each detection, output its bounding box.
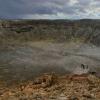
[0,73,100,100]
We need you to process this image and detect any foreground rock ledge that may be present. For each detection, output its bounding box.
[0,73,100,100]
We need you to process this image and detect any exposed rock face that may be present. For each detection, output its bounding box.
[0,19,100,46]
[0,73,100,100]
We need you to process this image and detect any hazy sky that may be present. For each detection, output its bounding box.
[0,0,100,19]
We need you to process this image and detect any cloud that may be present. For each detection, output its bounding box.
[0,0,100,19]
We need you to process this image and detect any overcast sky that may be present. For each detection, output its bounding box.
[0,0,100,19]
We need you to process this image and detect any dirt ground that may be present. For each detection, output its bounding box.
[0,41,100,85]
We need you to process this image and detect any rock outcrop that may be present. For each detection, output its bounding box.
[0,73,100,100]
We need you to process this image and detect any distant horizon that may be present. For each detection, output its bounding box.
[0,18,100,21]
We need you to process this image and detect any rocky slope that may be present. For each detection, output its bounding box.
[0,19,100,46]
[0,20,100,100]
[0,73,100,100]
